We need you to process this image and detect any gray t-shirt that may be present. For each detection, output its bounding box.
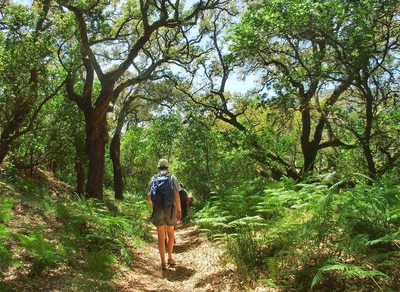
[146,170,182,197]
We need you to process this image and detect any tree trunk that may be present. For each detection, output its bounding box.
[75,161,85,196]
[110,133,123,200]
[362,142,376,183]
[85,112,108,200]
[110,93,136,200]
[363,89,376,183]
[0,141,10,165]
[300,101,317,174]
[300,99,327,176]
[0,104,31,164]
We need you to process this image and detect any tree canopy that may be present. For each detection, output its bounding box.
[0,0,398,196]
[1,0,400,290]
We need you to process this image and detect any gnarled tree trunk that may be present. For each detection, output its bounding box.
[84,109,109,200]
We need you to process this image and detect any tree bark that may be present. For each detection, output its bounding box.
[84,111,108,200]
[361,83,376,183]
[110,133,123,200]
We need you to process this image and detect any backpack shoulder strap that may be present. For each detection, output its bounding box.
[158,170,171,178]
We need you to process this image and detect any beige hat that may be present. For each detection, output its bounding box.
[157,159,169,168]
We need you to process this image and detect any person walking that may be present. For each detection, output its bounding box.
[146,159,182,270]
[179,184,189,223]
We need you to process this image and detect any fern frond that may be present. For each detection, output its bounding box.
[312,263,388,290]
[353,172,375,183]
[195,216,230,231]
[311,269,325,289]
[0,181,14,190]
[329,179,347,190]
[0,196,14,221]
[370,251,400,264]
[267,257,278,278]
[226,216,267,228]
[257,278,280,288]
[367,230,400,246]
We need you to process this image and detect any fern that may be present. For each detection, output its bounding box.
[367,229,400,247]
[0,196,14,274]
[16,226,67,273]
[193,176,400,289]
[370,251,400,266]
[0,196,13,222]
[311,263,389,290]
[337,184,395,244]
[195,216,230,233]
[349,234,370,253]
[267,256,278,278]
[226,216,267,229]
[84,250,117,280]
[0,225,13,274]
[257,278,280,288]
[226,230,268,279]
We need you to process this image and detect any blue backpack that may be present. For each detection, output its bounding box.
[150,172,175,207]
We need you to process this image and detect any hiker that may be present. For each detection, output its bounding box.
[146,159,182,270]
[179,184,189,223]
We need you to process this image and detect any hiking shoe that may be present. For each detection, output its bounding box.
[161,263,168,270]
[168,259,176,266]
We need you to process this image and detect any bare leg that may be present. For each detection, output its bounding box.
[156,225,167,266]
[166,224,175,263]
[165,225,168,247]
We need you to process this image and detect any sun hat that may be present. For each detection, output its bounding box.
[157,159,169,168]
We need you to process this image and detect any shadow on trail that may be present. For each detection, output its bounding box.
[193,268,241,291]
[128,283,170,292]
[162,265,195,282]
[130,252,163,280]
[173,238,202,253]
[174,223,203,253]
[178,227,202,238]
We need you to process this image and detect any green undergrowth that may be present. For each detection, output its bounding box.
[195,175,400,291]
[0,174,151,291]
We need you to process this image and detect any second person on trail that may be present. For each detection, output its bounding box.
[179,184,189,223]
[146,159,182,270]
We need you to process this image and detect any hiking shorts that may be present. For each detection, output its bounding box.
[152,205,177,226]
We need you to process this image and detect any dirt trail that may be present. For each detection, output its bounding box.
[115,223,266,292]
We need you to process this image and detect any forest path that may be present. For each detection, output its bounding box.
[114,223,264,292]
